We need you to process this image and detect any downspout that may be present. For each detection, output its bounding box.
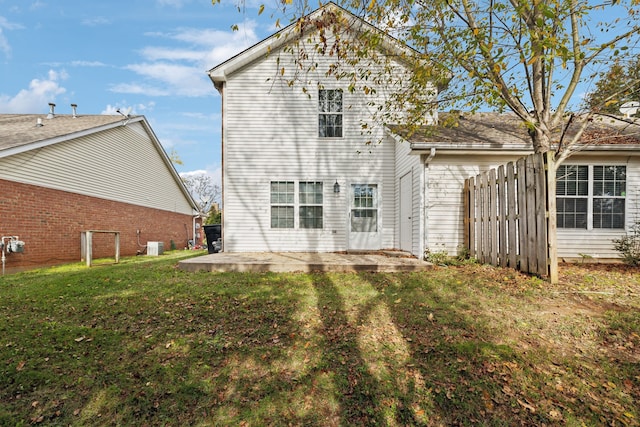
[217,81,225,252]
[192,214,197,248]
[423,148,436,258]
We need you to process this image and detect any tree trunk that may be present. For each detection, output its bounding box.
[528,124,552,153]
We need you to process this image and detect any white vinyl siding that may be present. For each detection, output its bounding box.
[0,124,193,214]
[424,154,640,261]
[220,43,401,252]
[425,156,513,256]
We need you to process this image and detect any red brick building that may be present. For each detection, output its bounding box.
[0,106,200,273]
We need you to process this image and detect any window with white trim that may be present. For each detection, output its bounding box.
[270,181,324,229]
[556,165,626,229]
[270,181,294,228]
[319,89,343,138]
[299,182,323,229]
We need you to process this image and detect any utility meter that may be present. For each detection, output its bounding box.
[9,240,25,253]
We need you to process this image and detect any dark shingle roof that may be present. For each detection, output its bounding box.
[0,114,127,153]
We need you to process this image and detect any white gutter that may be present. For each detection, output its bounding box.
[410,143,640,155]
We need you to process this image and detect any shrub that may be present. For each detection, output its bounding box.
[424,248,478,266]
[612,221,640,266]
[425,249,450,265]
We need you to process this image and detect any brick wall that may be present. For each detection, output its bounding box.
[0,179,198,272]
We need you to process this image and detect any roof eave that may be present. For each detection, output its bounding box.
[207,2,417,84]
[409,142,640,156]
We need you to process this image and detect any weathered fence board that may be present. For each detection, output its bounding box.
[463,152,557,282]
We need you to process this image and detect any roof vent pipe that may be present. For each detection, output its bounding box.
[71,103,78,118]
[47,103,56,119]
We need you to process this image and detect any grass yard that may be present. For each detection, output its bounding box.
[0,251,638,426]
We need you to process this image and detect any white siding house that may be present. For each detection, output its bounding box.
[405,113,640,261]
[209,3,640,262]
[208,3,431,254]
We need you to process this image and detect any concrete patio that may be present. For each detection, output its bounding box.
[178,251,433,273]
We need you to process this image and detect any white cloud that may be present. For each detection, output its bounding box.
[0,16,25,58]
[122,62,210,97]
[81,17,110,27]
[109,82,171,97]
[29,1,46,11]
[70,60,107,67]
[111,22,259,97]
[0,69,67,113]
[101,101,155,115]
[139,46,204,62]
[180,167,222,190]
[156,0,190,7]
[0,28,10,57]
[0,16,25,30]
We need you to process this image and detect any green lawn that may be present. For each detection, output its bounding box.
[0,252,638,426]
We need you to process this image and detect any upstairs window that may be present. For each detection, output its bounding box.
[556,165,626,230]
[319,89,343,138]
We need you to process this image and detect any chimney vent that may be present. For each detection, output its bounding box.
[47,103,56,119]
[71,103,78,118]
[36,118,43,127]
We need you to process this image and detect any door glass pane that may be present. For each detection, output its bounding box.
[351,184,378,232]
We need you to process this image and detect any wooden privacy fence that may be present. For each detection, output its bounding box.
[463,152,558,283]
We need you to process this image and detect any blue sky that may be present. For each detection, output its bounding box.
[1,0,637,188]
[0,0,275,186]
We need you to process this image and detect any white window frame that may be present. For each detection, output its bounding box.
[270,180,324,230]
[270,181,295,229]
[299,181,323,229]
[556,164,626,230]
[318,89,343,138]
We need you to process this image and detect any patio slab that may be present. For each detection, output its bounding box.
[178,251,433,273]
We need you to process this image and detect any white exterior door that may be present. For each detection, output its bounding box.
[348,183,381,250]
[399,173,413,252]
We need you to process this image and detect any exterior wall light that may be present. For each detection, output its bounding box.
[333,181,340,194]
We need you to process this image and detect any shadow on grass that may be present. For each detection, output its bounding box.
[2,263,638,426]
[310,273,386,425]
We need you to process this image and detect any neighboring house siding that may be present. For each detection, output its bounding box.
[0,179,193,273]
[221,43,401,252]
[424,153,640,261]
[0,124,192,215]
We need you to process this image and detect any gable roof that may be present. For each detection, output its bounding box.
[398,112,640,154]
[0,113,199,211]
[207,2,418,86]
[0,114,128,156]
